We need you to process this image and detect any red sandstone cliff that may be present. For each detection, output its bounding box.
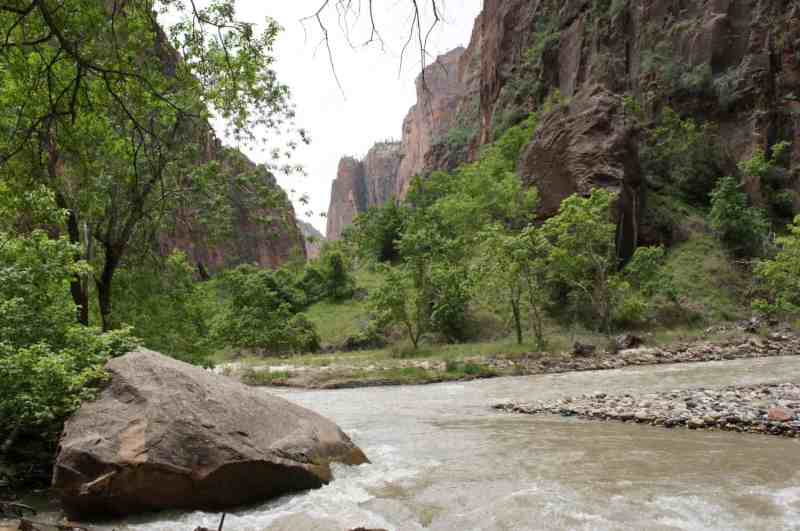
[328,0,800,245]
[326,142,403,240]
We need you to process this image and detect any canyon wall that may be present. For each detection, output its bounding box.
[326,142,403,240]
[327,0,800,245]
[160,137,306,273]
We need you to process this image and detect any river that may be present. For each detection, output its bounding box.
[100,356,800,530]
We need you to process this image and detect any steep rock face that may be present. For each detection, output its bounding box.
[519,86,642,259]
[396,46,478,197]
[326,157,367,241]
[326,142,403,240]
[160,139,306,273]
[480,0,800,208]
[53,349,367,518]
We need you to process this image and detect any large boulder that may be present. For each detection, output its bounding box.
[53,349,368,519]
[518,86,643,260]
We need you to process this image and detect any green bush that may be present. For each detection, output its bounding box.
[212,265,320,354]
[351,201,407,263]
[709,176,769,258]
[753,215,800,317]
[0,230,137,479]
[640,107,723,203]
[113,252,215,365]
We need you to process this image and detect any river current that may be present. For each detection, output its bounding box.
[99,356,800,530]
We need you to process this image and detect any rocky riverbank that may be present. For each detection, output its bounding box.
[226,331,800,389]
[496,382,800,438]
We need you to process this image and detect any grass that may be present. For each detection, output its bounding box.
[663,232,749,322]
[304,268,385,348]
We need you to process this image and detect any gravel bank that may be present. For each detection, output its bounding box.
[496,382,800,438]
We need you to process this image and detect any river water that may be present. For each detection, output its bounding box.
[102,356,800,530]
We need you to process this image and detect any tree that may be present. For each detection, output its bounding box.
[542,190,622,335]
[753,215,800,317]
[709,176,769,258]
[351,200,407,263]
[477,223,550,348]
[212,265,320,354]
[0,219,136,466]
[0,1,301,330]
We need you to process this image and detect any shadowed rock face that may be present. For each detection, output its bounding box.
[159,136,306,273]
[480,0,800,209]
[53,350,368,519]
[519,86,643,260]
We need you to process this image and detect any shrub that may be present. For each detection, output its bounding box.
[213,265,320,354]
[709,176,769,258]
[0,231,137,476]
[753,215,800,317]
[640,107,723,203]
[113,252,215,365]
[351,200,407,263]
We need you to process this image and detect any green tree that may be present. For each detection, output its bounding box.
[0,224,136,466]
[543,190,622,335]
[0,0,299,330]
[709,176,769,258]
[477,223,550,347]
[753,215,800,317]
[212,265,319,354]
[351,200,407,263]
[640,107,723,203]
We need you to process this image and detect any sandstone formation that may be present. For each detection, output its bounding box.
[478,0,800,206]
[159,139,306,273]
[53,349,368,519]
[326,142,403,240]
[518,85,643,259]
[328,0,800,247]
[326,42,482,239]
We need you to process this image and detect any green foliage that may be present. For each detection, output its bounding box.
[112,253,215,365]
[542,190,626,333]
[476,222,549,348]
[371,267,428,349]
[212,265,320,354]
[0,230,137,467]
[318,247,355,301]
[753,215,800,317]
[640,107,723,203]
[641,44,714,99]
[351,201,408,263]
[0,0,299,331]
[709,176,769,258]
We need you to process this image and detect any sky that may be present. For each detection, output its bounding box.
[226,1,483,233]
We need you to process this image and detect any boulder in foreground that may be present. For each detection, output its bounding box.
[53,349,368,519]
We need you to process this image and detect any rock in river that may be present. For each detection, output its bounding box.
[53,349,368,519]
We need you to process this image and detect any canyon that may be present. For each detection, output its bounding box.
[327,0,800,249]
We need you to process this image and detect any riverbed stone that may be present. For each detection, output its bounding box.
[767,407,795,422]
[497,383,800,438]
[53,349,368,519]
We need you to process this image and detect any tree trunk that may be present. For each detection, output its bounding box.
[95,246,121,332]
[65,210,89,325]
[510,297,523,345]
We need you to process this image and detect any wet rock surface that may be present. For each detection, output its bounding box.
[497,382,800,438]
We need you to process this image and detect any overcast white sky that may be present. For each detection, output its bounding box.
[225,1,482,233]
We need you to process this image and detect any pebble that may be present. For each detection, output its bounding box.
[498,383,800,438]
